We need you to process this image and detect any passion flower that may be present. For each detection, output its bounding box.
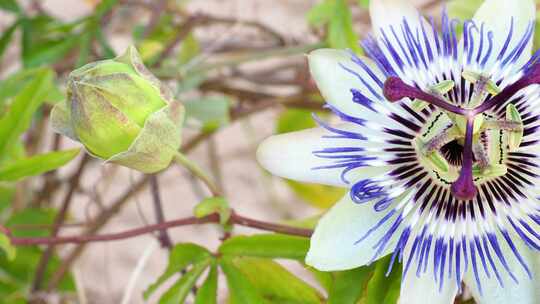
[257,0,540,303]
[51,46,184,173]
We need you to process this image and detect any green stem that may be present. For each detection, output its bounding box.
[174,152,222,197]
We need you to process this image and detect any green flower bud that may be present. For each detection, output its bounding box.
[51,46,185,173]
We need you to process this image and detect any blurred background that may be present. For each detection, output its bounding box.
[0,0,517,303]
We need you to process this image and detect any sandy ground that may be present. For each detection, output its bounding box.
[0,1,432,303]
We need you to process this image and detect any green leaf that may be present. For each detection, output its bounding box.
[363,256,401,304]
[285,180,346,209]
[0,234,16,261]
[0,68,58,106]
[307,0,361,53]
[0,210,75,293]
[447,0,483,36]
[184,96,231,132]
[219,234,309,260]
[232,257,323,304]
[194,197,231,225]
[94,0,119,18]
[194,263,218,304]
[447,0,483,19]
[0,246,76,294]
[282,214,322,230]
[220,257,268,304]
[309,269,334,293]
[6,208,57,238]
[276,109,317,134]
[23,34,80,68]
[328,0,361,53]
[357,0,370,8]
[20,16,81,67]
[159,258,212,304]
[0,184,15,214]
[178,33,200,65]
[0,68,54,156]
[327,266,375,304]
[137,14,176,64]
[0,21,19,63]
[0,0,20,13]
[96,27,116,58]
[307,0,335,27]
[0,148,80,182]
[144,243,211,299]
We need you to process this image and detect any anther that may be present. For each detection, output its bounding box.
[473,63,540,114]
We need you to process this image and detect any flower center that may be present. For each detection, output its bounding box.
[382,63,540,200]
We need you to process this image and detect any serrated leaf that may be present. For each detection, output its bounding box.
[0,234,15,261]
[220,257,268,304]
[158,258,211,304]
[232,257,323,304]
[144,243,211,299]
[194,263,218,304]
[184,96,231,132]
[363,256,401,304]
[0,68,54,156]
[327,266,375,304]
[0,148,80,182]
[219,234,309,260]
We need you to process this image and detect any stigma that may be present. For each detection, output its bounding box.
[382,64,537,200]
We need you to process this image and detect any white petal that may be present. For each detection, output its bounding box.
[369,0,422,36]
[257,125,391,187]
[306,193,401,271]
[308,48,419,130]
[399,258,458,304]
[472,0,535,71]
[463,232,540,304]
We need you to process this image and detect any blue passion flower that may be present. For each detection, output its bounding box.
[257,0,540,303]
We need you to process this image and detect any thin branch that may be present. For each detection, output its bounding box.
[9,215,219,245]
[46,175,152,290]
[141,0,167,38]
[31,154,90,292]
[150,175,173,249]
[4,211,312,247]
